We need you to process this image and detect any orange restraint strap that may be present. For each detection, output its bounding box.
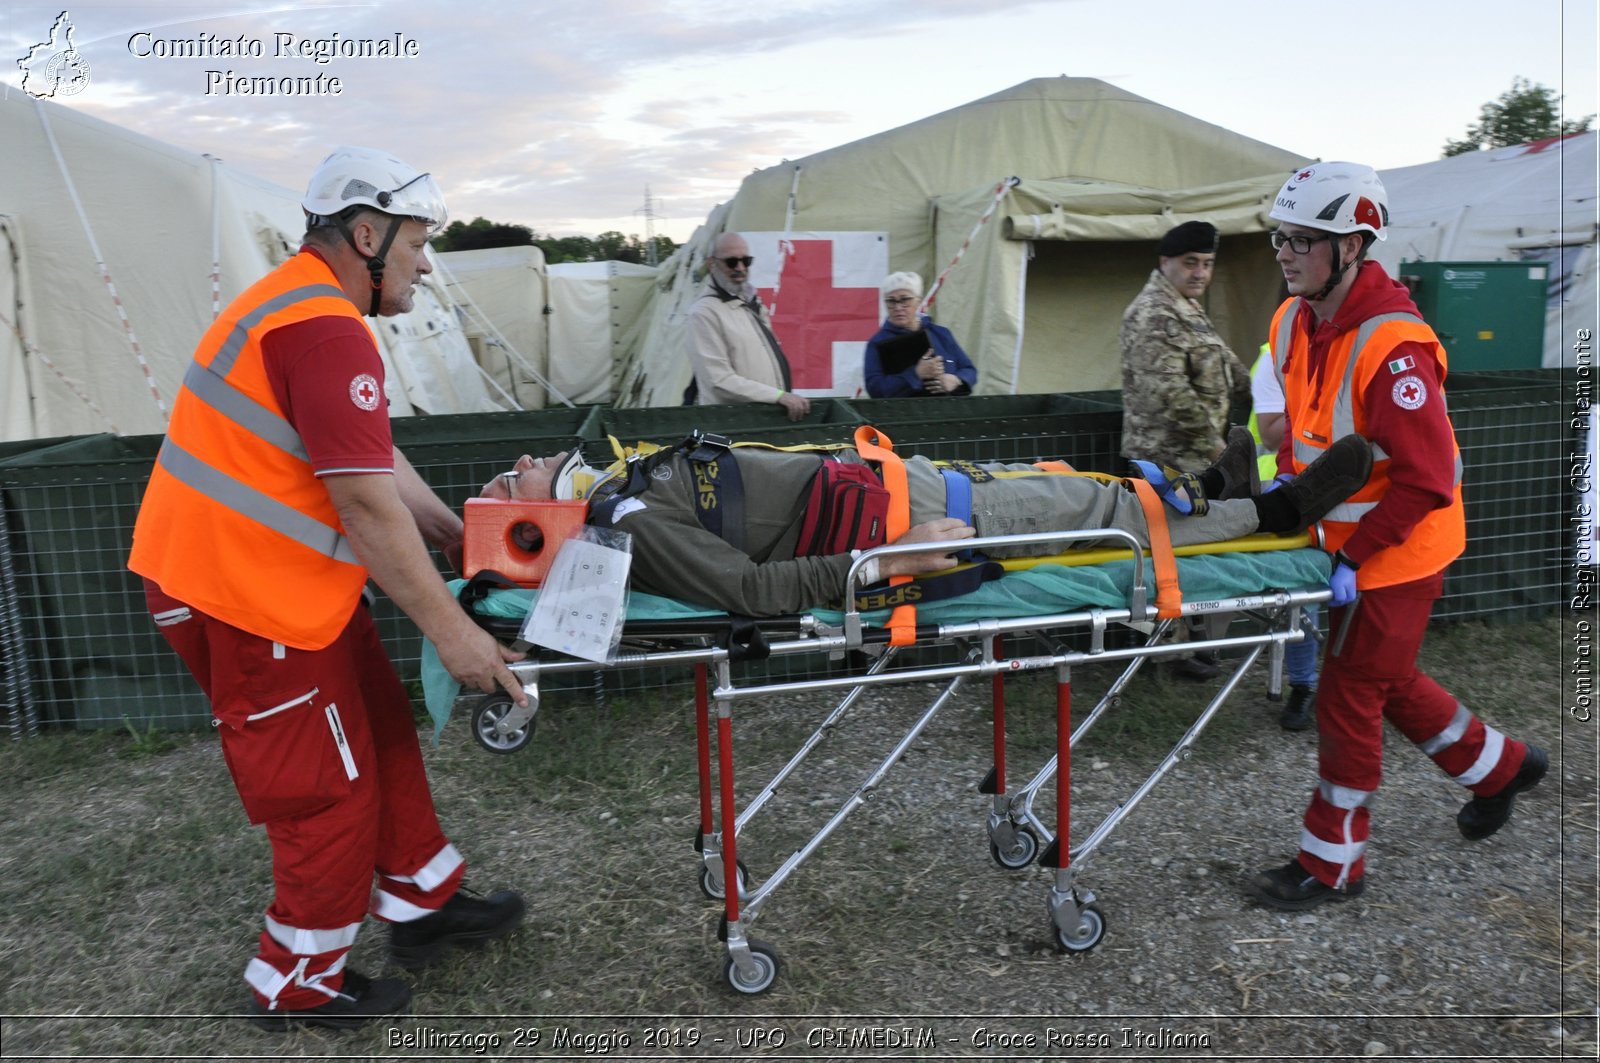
[852,425,916,645]
[1036,460,1180,617]
[1125,477,1183,620]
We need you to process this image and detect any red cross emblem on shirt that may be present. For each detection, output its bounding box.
[349,372,382,411]
[1398,380,1421,403]
[757,239,880,391]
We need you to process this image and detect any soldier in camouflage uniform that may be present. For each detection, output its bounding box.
[1119,220,1252,679]
[1119,220,1250,473]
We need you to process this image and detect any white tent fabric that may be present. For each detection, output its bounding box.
[0,88,504,442]
[435,244,553,409]
[1373,132,1599,368]
[614,78,1307,405]
[546,260,659,406]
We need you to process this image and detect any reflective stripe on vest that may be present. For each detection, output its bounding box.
[155,438,359,565]
[180,282,346,462]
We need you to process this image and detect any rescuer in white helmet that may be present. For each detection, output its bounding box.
[131,147,526,1030]
[1247,162,1547,911]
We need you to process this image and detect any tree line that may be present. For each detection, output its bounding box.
[431,217,677,264]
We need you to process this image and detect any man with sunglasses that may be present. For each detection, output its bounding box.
[686,232,810,421]
[1248,161,1546,912]
[130,147,527,1030]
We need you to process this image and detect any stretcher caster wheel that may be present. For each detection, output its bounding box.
[699,859,750,901]
[473,694,534,754]
[990,826,1039,870]
[1054,904,1106,953]
[723,939,781,995]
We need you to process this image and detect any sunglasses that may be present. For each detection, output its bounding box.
[717,256,754,269]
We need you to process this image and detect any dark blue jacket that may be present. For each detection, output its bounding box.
[862,316,978,398]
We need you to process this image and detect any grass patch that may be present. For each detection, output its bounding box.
[0,615,1574,1059]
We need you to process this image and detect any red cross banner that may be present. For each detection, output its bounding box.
[744,232,888,397]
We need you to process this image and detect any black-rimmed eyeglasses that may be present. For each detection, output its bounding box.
[718,256,754,269]
[1269,230,1336,255]
[884,296,916,306]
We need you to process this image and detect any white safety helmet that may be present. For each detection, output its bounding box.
[1269,162,1388,241]
[302,146,448,234]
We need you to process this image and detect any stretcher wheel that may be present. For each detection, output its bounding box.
[698,859,750,901]
[990,826,1039,870]
[472,694,534,754]
[723,939,781,995]
[1054,904,1106,953]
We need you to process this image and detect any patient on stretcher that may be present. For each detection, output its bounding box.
[476,429,1372,618]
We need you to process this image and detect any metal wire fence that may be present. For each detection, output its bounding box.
[0,378,1573,737]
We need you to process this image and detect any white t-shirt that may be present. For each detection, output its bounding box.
[1250,351,1285,416]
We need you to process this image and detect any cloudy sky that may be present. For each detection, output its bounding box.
[4,0,1595,242]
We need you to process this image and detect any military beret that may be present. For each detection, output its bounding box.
[1157,220,1219,257]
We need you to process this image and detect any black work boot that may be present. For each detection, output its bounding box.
[1458,745,1548,840]
[390,887,527,971]
[1278,684,1315,731]
[1280,434,1374,532]
[1248,858,1364,911]
[1211,426,1262,500]
[249,970,411,1032]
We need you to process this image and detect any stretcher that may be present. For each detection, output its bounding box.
[429,526,1331,995]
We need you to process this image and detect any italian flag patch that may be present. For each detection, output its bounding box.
[1388,355,1415,374]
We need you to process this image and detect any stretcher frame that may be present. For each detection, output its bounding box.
[455,528,1330,994]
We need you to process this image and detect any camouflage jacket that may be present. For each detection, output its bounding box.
[1118,268,1250,472]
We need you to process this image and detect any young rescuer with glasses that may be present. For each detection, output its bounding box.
[1247,161,1547,911]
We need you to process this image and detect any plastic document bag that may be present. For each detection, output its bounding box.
[521,527,632,663]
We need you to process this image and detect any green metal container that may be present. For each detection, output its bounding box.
[1399,261,1549,371]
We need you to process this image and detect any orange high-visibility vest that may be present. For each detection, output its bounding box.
[129,252,375,648]
[1269,297,1465,590]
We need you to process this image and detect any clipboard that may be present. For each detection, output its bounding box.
[874,331,934,374]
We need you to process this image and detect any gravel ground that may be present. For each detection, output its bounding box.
[691,640,1595,1061]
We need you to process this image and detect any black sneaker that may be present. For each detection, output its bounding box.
[390,886,526,971]
[1282,434,1374,532]
[249,970,411,1032]
[1248,859,1364,911]
[1278,684,1315,731]
[1458,745,1548,841]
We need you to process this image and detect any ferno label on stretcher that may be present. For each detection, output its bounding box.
[521,527,633,663]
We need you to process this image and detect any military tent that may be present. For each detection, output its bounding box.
[615,77,1308,407]
[0,89,510,442]
[1372,131,1599,368]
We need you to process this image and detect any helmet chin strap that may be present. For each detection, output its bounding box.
[333,213,407,316]
[1307,238,1351,302]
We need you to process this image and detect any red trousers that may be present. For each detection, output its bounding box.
[1298,571,1527,888]
[145,581,465,1010]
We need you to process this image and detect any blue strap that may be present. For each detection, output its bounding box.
[940,468,981,562]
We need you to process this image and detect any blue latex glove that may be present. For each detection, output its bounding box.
[1329,560,1359,607]
[1262,473,1296,494]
